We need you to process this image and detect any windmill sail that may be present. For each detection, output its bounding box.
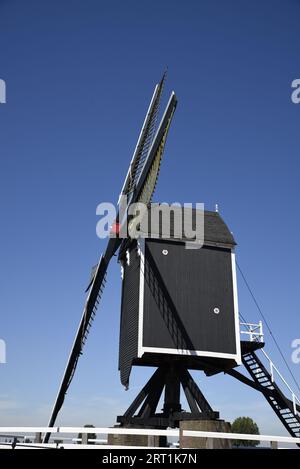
[44,78,177,442]
[134,91,177,205]
[43,238,121,441]
[119,71,166,201]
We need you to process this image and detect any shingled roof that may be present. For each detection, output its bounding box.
[203,210,236,246]
[136,205,236,247]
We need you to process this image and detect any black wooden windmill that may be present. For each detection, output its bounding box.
[45,74,300,442]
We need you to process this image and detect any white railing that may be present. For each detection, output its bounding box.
[182,429,300,447]
[0,426,299,449]
[261,349,300,415]
[240,321,264,342]
[240,320,300,416]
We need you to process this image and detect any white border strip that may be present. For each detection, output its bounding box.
[141,346,238,360]
[0,427,299,445]
[137,238,145,357]
[183,430,300,444]
[231,250,242,364]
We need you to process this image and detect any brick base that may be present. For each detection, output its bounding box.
[107,426,167,447]
[179,420,232,449]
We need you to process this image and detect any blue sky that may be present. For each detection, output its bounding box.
[0,0,300,436]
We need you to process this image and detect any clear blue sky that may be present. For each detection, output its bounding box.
[0,0,300,436]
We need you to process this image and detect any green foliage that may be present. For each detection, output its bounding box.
[231,417,260,447]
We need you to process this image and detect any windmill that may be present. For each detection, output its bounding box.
[45,73,300,444]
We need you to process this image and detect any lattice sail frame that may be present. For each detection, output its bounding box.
[137,107,174,205]
[119,72,166,202]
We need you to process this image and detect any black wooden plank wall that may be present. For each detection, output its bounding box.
[142,240,237,354]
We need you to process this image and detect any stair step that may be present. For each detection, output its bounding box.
[243,352,300,442]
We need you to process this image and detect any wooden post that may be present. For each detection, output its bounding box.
[34,432,42,443]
